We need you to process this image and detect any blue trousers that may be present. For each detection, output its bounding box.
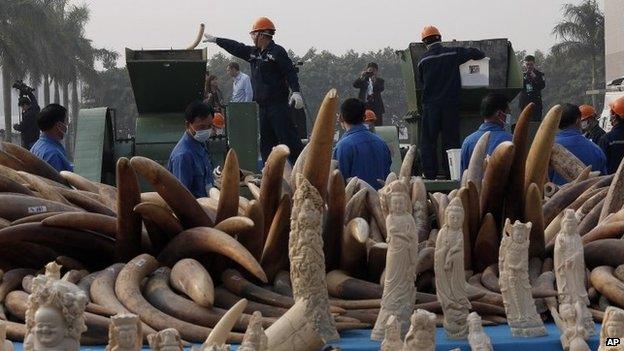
[258,101,303,165]
[419,103,460,179]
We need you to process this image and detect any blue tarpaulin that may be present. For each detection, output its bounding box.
[10,323,601,350]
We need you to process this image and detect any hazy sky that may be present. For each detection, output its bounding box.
[76,0,597,64]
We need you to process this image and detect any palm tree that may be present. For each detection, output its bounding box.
[0,0,49,141]
[552,0,604,106]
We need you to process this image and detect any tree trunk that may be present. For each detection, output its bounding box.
[591,54,597,107]
[62,81,70,152]
[62,82,69,111]
[43,75,50,106]
[53,79,60,103]
[2,66,12,142]
[70,78,79,157]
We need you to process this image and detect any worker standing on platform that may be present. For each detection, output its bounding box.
[203,17,304,165]
[599,96,624,174]
[580,104,605,144]
[417,25,485,179]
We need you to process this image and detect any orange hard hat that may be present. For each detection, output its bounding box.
[611,96,624,117]
[579,104,596,120]
[250,17,276,33]
[212,112,225,129]
[421,25,441,41]
[364,109,377,123]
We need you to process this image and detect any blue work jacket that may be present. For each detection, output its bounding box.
[550,127,607,185]
[460,122,512,173]
[332,124,391,190]
[30,135,73,172]
[167,132,214,198]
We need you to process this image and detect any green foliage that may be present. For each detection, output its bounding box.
[205,46,407,127]
[81,67,137,136]
[513,0,605,113]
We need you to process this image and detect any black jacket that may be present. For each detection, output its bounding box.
[598,123,624,174]
[584,124,606,145]
[518,69,546,108]
[216,38,300,105]
[353,76,385,115]
[417,44,485,105]
[14,92,40,149]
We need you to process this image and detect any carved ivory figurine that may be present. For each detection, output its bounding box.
[264,175,337,351]
[0,320,14,351]
[238,311,268,351]
[554,209,594,335]
[372,180,418,340]
[24,263,87,351]
[554,302,590,351]
[403,309,436,351]
[499,219,546,337]
[106,313,142,351]
[467,312,493,351]
[435,197,470,339]
[599,306,624,351]
[380,315,403,351]
[288,175,338,343]
[147,328,183,351]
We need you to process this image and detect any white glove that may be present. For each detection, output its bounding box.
[289,92,304,109]
[202,33,217,43]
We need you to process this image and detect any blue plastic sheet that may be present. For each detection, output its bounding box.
[11,323,601,350]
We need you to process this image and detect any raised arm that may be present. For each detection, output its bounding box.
[215,38,254,62]
[457,47,486,65]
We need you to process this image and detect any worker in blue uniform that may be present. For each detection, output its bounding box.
[30,103,73,172]
[203,17,304,165]
[599,96,624,174]
[550,103,606,185]
[167,101,215,198]
[417,25,485,179]
[333,98,391,190]
[460,93,513,174]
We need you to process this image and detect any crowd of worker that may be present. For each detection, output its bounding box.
[12,17,624,199]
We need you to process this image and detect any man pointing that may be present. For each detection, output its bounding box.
[204,17,304,164]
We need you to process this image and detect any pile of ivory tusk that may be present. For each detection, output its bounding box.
[0,90,623,348]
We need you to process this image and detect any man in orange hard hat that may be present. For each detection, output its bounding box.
[203,17,304,165]
[579,104,605,144]
[417,25,485,179]
[598,96,624,174]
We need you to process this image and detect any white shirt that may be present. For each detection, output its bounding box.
[231,72,253,102]
[366,78,374,99]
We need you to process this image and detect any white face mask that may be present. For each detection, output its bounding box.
[192,128,212,143]
[581,121,589,130]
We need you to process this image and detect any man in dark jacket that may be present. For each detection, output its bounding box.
[203,17,303,165]
[599,96,624,174]
[14,91,40,149]
[353,62,385,126]
[417,25,485,179]
[580,104,605,144]
[518,55,546,122]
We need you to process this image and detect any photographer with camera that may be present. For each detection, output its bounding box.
[518,55,546,122]
[353,62,385,126]
[12,81,40,149]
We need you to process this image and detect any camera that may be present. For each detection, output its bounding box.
[12,80,34,96]
[293,61,304,73]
